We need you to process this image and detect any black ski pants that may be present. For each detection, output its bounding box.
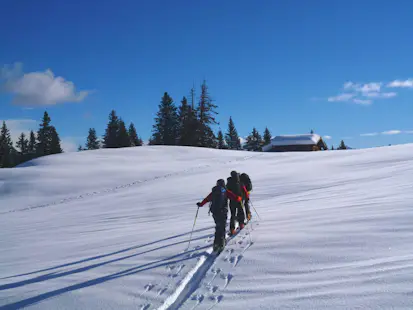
[212,212,227,247]
[229,201,245,231]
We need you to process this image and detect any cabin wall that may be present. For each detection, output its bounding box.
[264,144,318,152]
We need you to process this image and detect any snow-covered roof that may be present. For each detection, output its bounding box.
[262,134,322,151]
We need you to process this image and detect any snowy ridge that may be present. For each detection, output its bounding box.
[1,144,413,309]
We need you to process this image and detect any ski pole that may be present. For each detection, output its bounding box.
[250,200,261,220]
[187,206,200,251]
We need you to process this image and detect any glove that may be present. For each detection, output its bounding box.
[237,196,242,202]
[196,202,202,207]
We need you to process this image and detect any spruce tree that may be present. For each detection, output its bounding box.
[36,111,52,156]
[225,117,241,150]
[0,121,16,167]
[263,127,272,145]
[117,119,130,147]
[331,145,335,150]
[217,129,226,149]
[28,130,36,155]
[246,127,263,151]
[78,145,84,151]
[196,80,218,148]
[338,140,347,150]
[128,122,142,146]
[151,92,179,145]
[178,96,193,146]
[103,110,119,148]
[86,128,100,150]
[16,133,29,155]
[50,126,63,154]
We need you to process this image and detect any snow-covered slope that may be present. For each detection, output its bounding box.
[1,145,413,309]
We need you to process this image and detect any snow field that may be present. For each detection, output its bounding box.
[1,144,413,309]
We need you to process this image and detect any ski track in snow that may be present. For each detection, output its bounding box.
[0,153,262,215]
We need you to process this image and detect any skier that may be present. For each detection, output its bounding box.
[196,179,243,252]
[239,172,253,221]
[226,171,250,235]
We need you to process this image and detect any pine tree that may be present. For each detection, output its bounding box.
[36,111,52,156]
[78,145,84,151]
[331,145,335,150]
[196,80,218,148]
[86,128,100,150]
[103,110,119,148]
[151,92,179,145]
[246,127,263,151]
[263,127,272,145]
[117,119,130,147]
[225,117,241,150]
[0,121,16,167]
[338,140,347,150]
[128,122,142,146]
[16,133,29,155]
[178,96,194,146]
[50,126,63,154]
[217,129,226,149]
[28,130,36,155]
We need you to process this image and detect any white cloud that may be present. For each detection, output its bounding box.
[387,79,413,88]
[360,132,378,137]
[382,130,402,135]
[364,92,397,98]
[0,119,37,145]
[344,82,382,94]
[328,93,355,102]
[353,98,372,105]
[1,62,89,107]
[323,135,332,140]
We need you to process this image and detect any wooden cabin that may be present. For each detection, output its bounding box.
[262,134,328,152]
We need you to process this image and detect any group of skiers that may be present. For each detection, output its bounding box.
[196,170,253,252]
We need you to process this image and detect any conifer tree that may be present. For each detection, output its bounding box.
[0,121,16,167]
[36,111,52,156]
[196,80,218,148]
[28,130,36,155]
[16,133,29,155]
[225,117,241,150]
[151,92,179,145]
[36,111,62,156]
[128,122,142,146]
[86,128,100,150]
[246,127,263,151]
[331,145,335,150]
[217,129,226,149]
[338,140,347,150]
[117,119,130,147]
[78,145,84,151]
[178,96,193,146]
[103,110,119,148]
[263,127,272,145]
[50,126,63,154]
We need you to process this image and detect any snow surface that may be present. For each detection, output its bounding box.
[262,134,322,151]
[1,145,413,309]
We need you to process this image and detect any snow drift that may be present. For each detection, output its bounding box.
[1,145,413,309]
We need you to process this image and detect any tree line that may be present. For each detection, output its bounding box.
[0,80,348,168]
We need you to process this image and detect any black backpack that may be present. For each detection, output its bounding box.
[209,185,228,214]
[240,173,252,192]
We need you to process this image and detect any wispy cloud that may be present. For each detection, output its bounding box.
[327,93,355,102]
[61,136,85,152]
[353,98,372,105]
[327,80,400,105]
[1,62,90,107]
[323,135,332,140]
[381,130,402,135]
[360,132,378,137]
[387,79,413,88]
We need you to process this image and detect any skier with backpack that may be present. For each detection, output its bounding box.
[196,179,243,252]
[239,172,253,221]
[226,171,250,236]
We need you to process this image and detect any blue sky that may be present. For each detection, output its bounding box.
[1,0,413,151]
